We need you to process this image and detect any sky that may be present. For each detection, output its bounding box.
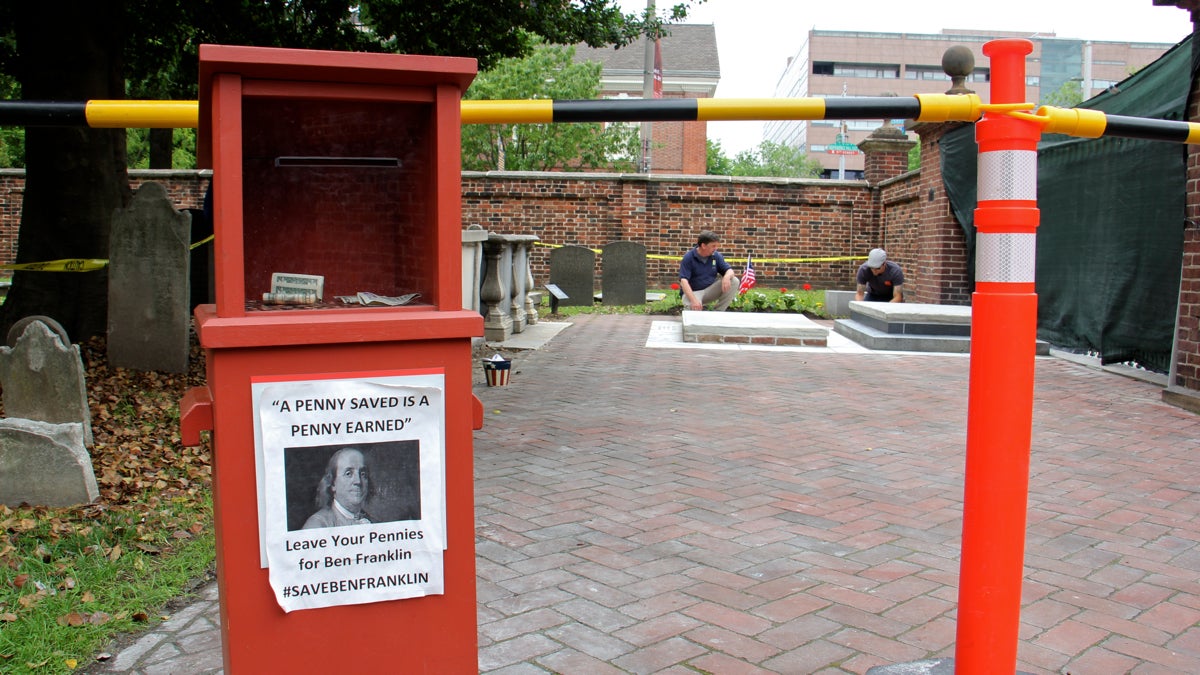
[617,0,1196,154]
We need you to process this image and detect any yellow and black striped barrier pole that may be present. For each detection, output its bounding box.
[3,94,1200,144]
[0,93,982,127]
[1012,105,1200,144]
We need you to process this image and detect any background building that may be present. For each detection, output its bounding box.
[574,24,719,175]
[766,29,1178,179]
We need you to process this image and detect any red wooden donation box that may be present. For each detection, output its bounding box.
[179,44,482,673]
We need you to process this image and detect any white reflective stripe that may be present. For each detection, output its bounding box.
[978,150,1037,201]
[977,232,1036,283]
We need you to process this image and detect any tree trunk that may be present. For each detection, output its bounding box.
[149,128,173,169]
[0,1,129,341]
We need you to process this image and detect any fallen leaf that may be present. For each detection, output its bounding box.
[81,591,95,603]
[132,610,149,622]
[59,577,76,590]
[89,611,112,625]
[107,544,122,562]
[64,657,78,669]
[0,613,17,622]
[12,574,28,589]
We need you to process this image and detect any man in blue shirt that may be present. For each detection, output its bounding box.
[855,248,905,302]
[679,231,739,311]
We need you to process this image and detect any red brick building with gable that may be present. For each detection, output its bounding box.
[573,24,718,175]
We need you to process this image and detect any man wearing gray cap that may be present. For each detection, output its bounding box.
[855,248,904,302]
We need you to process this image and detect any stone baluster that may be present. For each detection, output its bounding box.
[481,239,513,341]
[524,239,539,326]
[509,239,527,334]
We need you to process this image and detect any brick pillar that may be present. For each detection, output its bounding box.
[859,124,916,185]
[907,120,973,305]
[1164,11,1200,412]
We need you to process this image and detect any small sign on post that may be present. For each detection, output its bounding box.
[544,283,569,313]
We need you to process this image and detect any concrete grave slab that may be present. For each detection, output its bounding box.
[681,310,829,346]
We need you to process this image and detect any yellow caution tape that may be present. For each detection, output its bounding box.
[0,258,109,272]
[0,237,212,273]
[532,241,864,264]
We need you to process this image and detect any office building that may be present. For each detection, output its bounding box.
[767,29,1177,179]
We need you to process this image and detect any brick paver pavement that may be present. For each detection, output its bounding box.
[473,314,1200,674]
[88,313,1200,674]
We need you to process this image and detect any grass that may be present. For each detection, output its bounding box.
[0,502,213,673]
[541,287,830,318]
[0,338,215,675]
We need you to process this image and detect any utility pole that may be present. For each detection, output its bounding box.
[641,0,655,173]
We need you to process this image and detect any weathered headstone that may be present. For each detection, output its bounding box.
[0,318,93,447]
[601,241,647,306]
[0,419,98,507]
[548,245,595,307]
[108,181,191,373]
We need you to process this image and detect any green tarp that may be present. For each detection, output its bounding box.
[940,35,1196,372]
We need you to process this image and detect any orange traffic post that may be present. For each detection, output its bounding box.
[954,38,1040,674]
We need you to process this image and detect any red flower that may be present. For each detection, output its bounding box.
[670,283,680,290]
[779,288,788,293]
[803,283,812,291]
[739,288,747,294]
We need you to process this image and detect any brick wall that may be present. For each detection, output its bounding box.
[0,169,210,274]
[129,170,210,212]
[910,122,973,305]
[462,173,891,292]
[0,146,942,299]
[0,170,21,276]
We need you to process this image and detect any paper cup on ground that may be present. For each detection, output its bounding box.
[482,357,512,386]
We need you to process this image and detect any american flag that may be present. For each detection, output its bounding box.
[739,255,756,293]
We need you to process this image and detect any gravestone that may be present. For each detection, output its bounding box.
[601,241,647,306]
[108,181,192,373]
[0,318,93,447]
[0,419,97,507]
[548,245,595,307]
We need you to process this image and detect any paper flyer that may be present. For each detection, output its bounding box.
[251,370,447,612]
